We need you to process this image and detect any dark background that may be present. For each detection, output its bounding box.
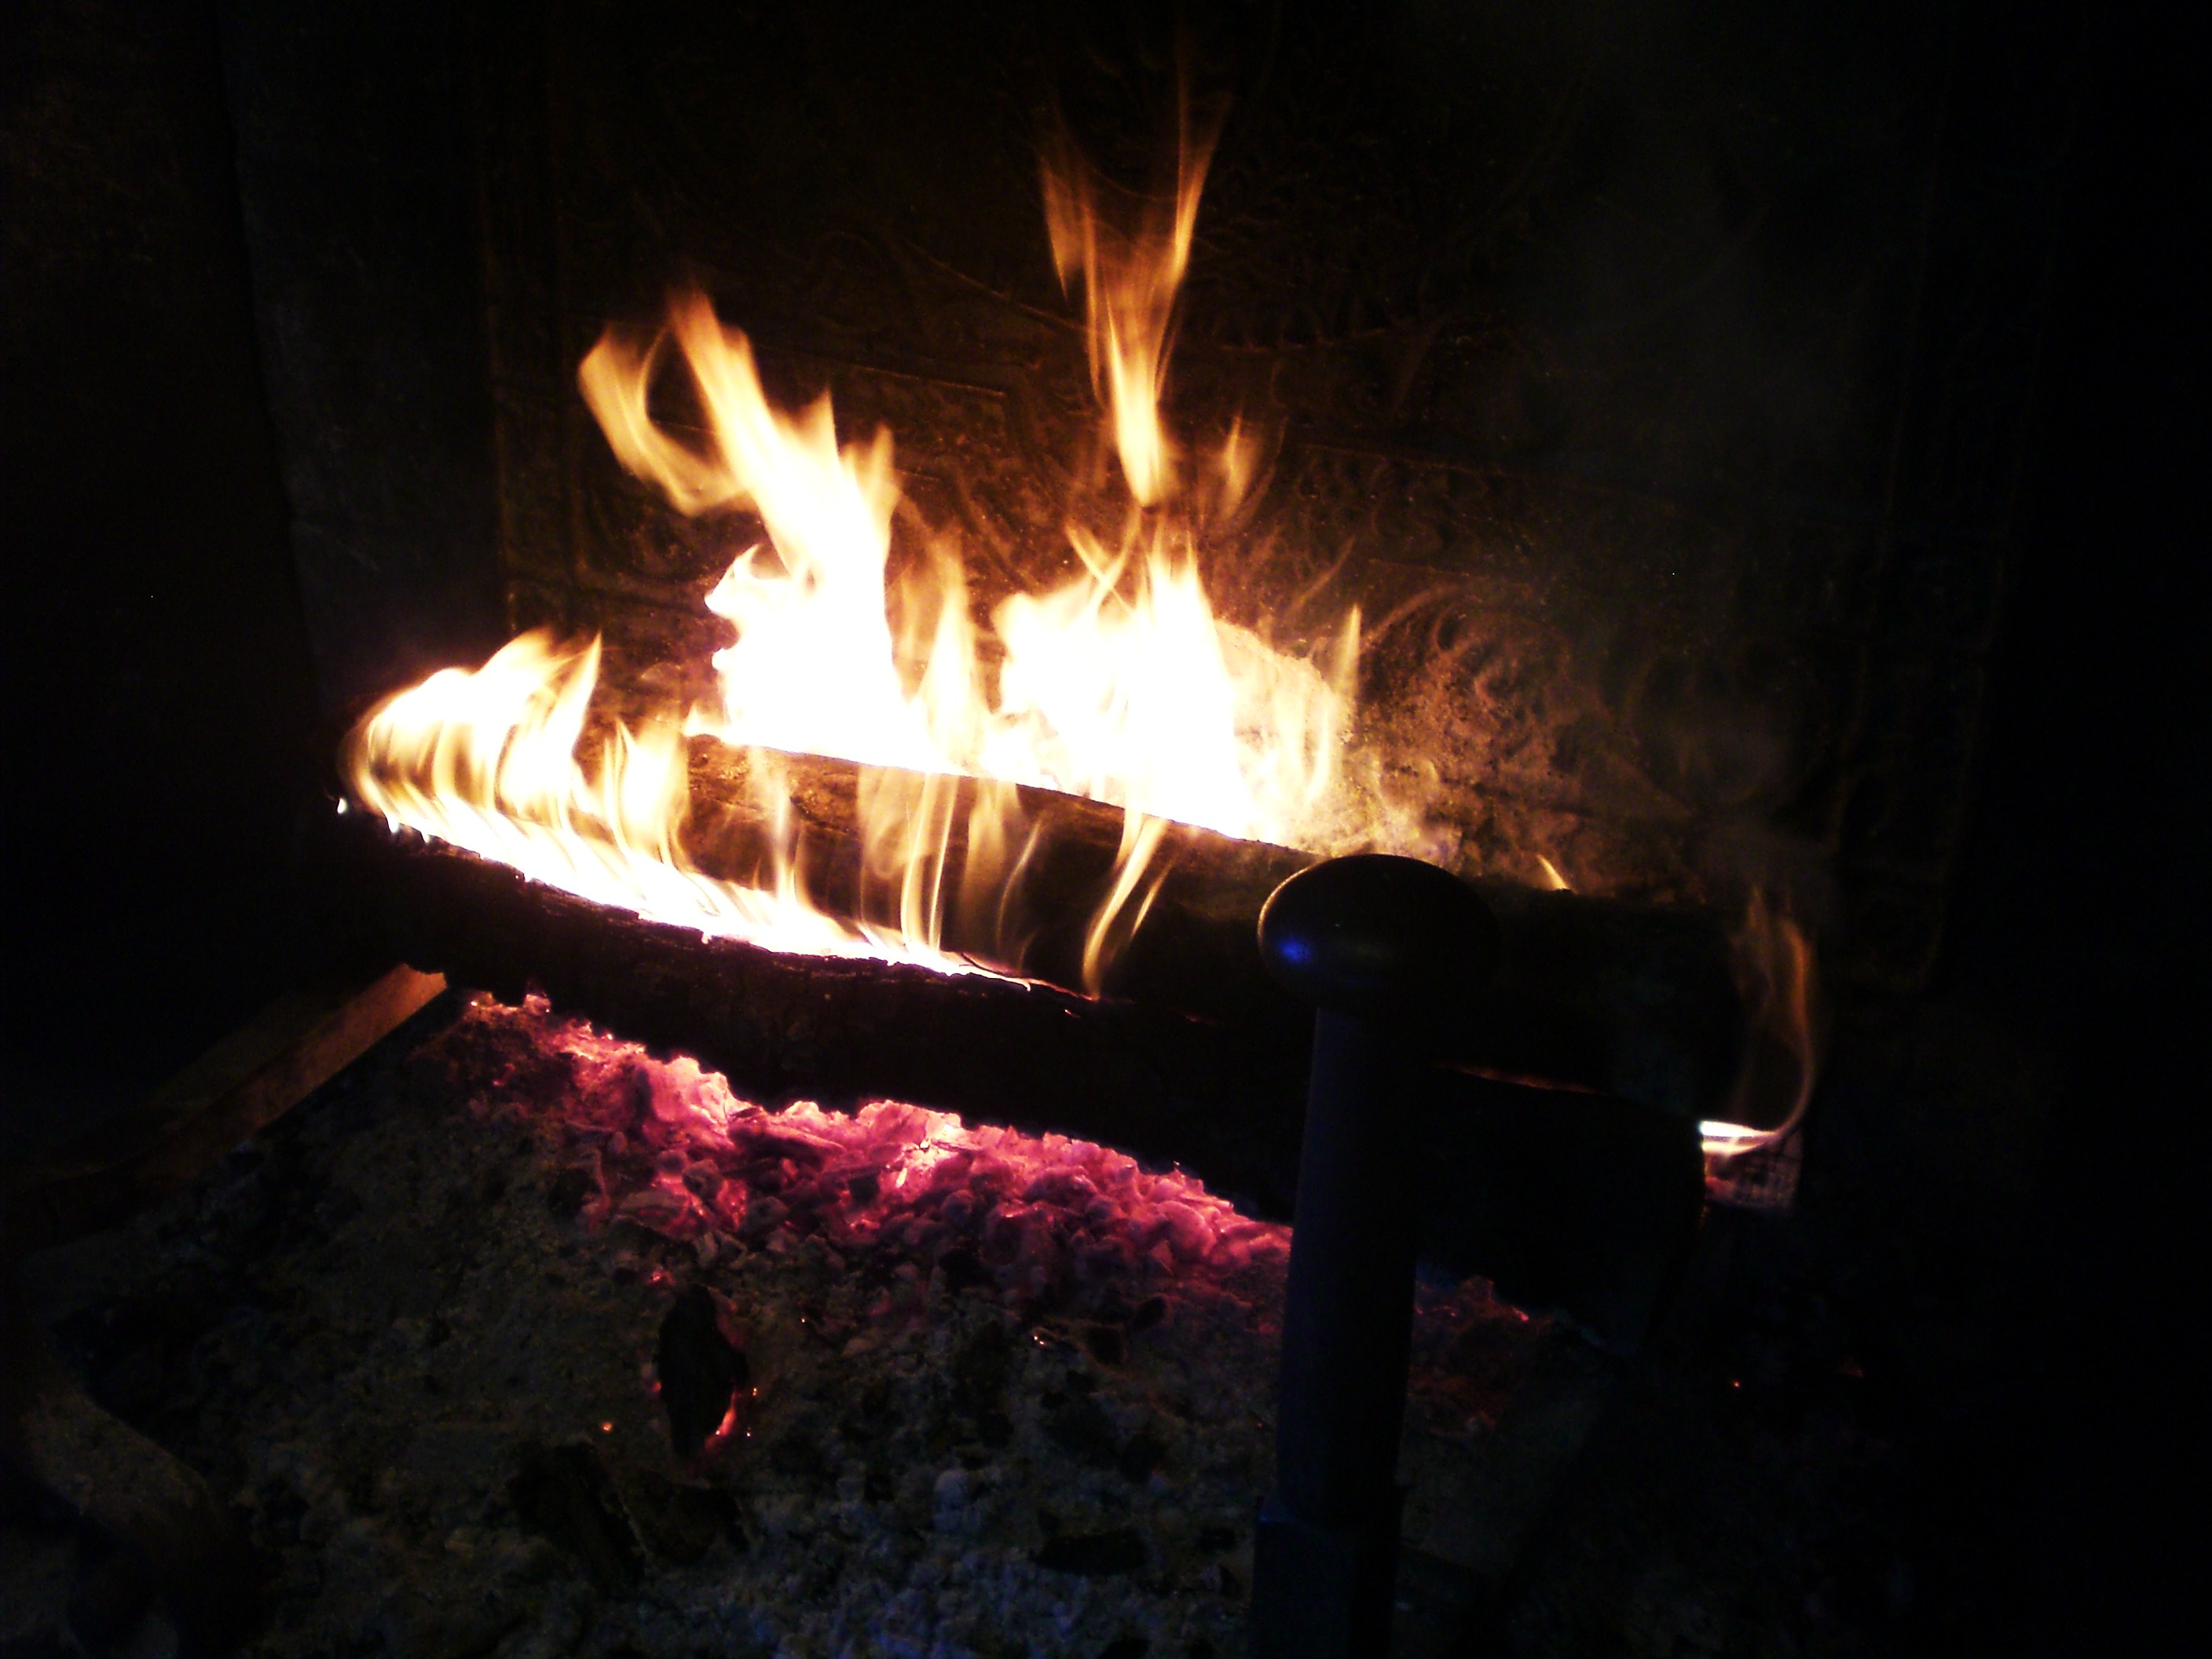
[0,0,2195,1648]
[1929,3,2196,1640]
[2,0,324,1140]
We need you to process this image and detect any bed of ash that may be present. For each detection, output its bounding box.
[5,994,1547,1659]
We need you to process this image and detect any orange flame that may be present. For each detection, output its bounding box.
[1700,892,1822,1159]
[346,102,1357,988]
[1040,95,1218,507]
[342,631,960,967]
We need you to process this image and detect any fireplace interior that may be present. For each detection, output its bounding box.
[3,2,2193,1657]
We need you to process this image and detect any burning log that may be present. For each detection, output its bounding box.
[331,813,1704,1350]
[682,739,1752,1121]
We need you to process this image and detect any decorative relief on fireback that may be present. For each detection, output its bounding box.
[472,0,2075,980]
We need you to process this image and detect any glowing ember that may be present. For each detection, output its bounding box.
[438,994,1537,1474]
[463,995,1291,1341]
[347,99,1356,986]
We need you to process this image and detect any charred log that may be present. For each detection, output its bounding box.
[334,818,1702,1350]
[352,813,1314,1222]
[683,742,1752,1120]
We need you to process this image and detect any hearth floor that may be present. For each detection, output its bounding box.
[4,993,1543,1659]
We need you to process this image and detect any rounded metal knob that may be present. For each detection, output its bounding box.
[1258,854,1500,1017]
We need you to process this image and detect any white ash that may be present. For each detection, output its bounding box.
[17,994,1549,1659]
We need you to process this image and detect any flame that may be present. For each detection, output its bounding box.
[342,632,959,967]
[1040,94,1218,507]
[1699,892,1822,1159]
[347,101,1357,985]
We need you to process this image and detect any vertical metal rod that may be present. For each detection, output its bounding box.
[1249,855,1500,1659]
[1253,1009,1423,1657]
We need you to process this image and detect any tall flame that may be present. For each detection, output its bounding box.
[1040,97,1218,507]
[347,103,1357,989]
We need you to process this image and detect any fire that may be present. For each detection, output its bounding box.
[347,101,1357,983]
[581,294,1353,851]
[1699,892,1822,1162]
[342,632,936,965]
[1039,95,1218,507]
[339,96,1826,1159]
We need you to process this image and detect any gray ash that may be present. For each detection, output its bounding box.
[9,995,1545,1658]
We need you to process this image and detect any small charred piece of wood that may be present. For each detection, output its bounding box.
[656,1288,748,1463]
